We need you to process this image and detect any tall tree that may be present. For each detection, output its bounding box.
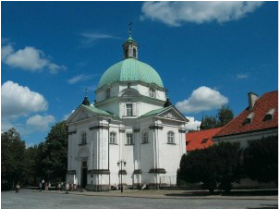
[24,145,39,185]
[217,106,234,127]
[39,121,68,182]
[200,116,218,130]
[1,128,26,190]
[200,106,234,130]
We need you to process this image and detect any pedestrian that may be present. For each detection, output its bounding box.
[58,183,61,191]
[42,179,45,190]
[39,182,42,192]
[48,182,51,191]
[15,183,20,193]
[45,182,48,191]
[66,183,69,194]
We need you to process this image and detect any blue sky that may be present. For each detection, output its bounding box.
[1,1,278,146]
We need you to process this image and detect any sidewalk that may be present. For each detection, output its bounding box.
[40,189,278,201]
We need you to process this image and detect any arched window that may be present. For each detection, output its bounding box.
[149,88,156,98]
[133,48,137,57]
[106,88,110,99]
[110,132,117,144]
[125,49,128,58]
[142,132,148,143]
[81,132,87,144]
[167,131,174,144]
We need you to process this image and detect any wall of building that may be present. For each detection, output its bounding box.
[66,106,186,191]
[213,128,278,148]
[95,83,166,118]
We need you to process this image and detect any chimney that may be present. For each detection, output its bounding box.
[248,92,258,109]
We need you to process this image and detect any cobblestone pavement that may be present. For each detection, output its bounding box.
[1,189,278,209]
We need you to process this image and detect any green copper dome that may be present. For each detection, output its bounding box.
[97,58,164,89]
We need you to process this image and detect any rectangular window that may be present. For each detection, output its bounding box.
[126,133,133,145]
[167,132,174,144]
[126,104,133,116]
[143,133,148,143]
[110,133,116,144]
[82,133,87,144]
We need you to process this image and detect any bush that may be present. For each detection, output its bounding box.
[179,142,243,193]
[243,135,278,185]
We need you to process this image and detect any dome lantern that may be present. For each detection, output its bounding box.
[122,23,138,60]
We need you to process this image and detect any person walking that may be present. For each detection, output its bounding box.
[15,183,20,193]
[66,183,69,194]
[45,182,48,191]
[39,182,42,192]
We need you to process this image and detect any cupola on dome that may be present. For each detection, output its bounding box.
[97,34,164,89]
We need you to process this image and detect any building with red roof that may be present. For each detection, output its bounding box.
[213,91,278,147]
[186,127,223,152]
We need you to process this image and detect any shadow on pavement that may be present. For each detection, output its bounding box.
[247,204,278,209]
[164,189,278,197]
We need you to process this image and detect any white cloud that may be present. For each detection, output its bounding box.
[1,44,66,73]
[237,73,249,79]
[141,1,264,26]
[185,116,201,131]
[26,114,55,131]
[1,81,48,119]
[67,74,97,84]
[80,33,117,40]
[80,32,119,47]
[1,120,14,133]
[1,45,14,60]
[176,86,228,113]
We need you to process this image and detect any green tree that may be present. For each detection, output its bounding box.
[1,128,26,190]
[179,142,243,193]
[217,106,234,127]
[200,106,234,130]
[200,116,218,130]
[39,121,68,182]
[24,145,39,185]
[243,136,278,185]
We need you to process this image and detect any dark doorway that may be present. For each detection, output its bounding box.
[81,161,87,188]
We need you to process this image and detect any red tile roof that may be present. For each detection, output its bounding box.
[186,127,223,152]
[215,90,278,137]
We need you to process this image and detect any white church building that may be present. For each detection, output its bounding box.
[66,33,188,191]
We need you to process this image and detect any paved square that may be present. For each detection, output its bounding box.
[1,190,278,209]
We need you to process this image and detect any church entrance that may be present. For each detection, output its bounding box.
[81,161,87,189]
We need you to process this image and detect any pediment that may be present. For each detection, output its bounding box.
[157,107,188,122]
[66,106,96,124]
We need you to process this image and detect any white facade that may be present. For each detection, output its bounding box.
[213,128,278,148]
[66,36,188,191]
[66,104,187,191]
